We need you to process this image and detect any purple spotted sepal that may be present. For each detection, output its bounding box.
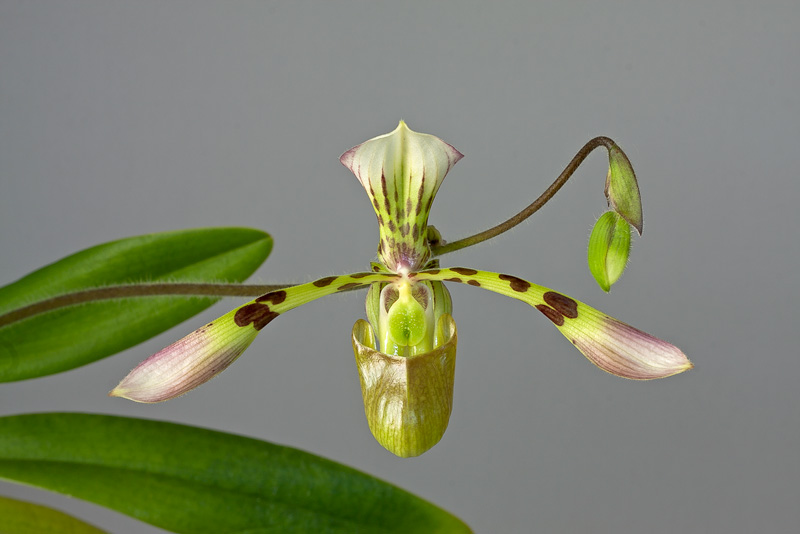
[340,121,463,272]
[109,308,257,403]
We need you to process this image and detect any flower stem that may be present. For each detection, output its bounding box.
[431,136,618,256]
[0,283,288,328]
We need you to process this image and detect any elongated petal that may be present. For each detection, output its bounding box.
[109,311,257,402]
[340,121,463,271]
[414,268,692,379]
[353,314,457,457]
[111,272,397,402]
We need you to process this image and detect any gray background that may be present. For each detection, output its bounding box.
[1,1,798,533]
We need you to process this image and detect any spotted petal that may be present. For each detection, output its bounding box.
[340,121,463,271]
[111,272,396,402]
[414,268,692,380]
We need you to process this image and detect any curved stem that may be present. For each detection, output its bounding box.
[0,282,290,328]
[432,136,617,256]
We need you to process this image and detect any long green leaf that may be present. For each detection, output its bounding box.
[0,228,272,382]
[0,495,108,534]
[0,413,471,534]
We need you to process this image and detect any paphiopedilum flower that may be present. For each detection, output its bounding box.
[112,121,692,457]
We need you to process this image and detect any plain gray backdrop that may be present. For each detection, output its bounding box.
[1,2,798,533]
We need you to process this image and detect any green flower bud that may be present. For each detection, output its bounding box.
[588,211,631,292]
[605,143,643,235]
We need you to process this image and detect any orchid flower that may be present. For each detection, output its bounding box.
[111,121,692,457]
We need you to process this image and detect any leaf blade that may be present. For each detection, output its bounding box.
[0,413,471,534]
[0,495,108,534]
[0,227,272,382]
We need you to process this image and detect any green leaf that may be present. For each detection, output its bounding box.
[0,495,108,534]
[0,413,472,534]
[0,228,272,382]
[588,211,631,292]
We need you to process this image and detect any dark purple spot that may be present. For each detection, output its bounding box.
[400,223,410,237]
[256,311,279,330]
[425,269,441,275]
[544,291,578,318]
[235,303,279,331]
[468,280,481,287]
[381,174,391,213]
[535,304,565,326]
[313,276,337,288]
[445,277,462,283]
[369,183,380,211]
[499,274,531,293]
[412,224,419,240]
[416,186,424,214]
[452,267,478,276]
[387,220,396,233]
[256,290,287,305]
[234,303,262,326]
[337,282,367,291]
[351,272,371,278]
[372,264,381,272]
[425,195,434,214]
[377,213,384,225]
[406,198,413,215]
